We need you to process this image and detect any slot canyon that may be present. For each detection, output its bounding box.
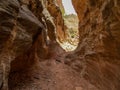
[0,0,120,90]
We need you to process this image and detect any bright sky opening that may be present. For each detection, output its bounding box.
[62,0,76,15]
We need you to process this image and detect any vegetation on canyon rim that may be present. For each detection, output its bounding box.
[59,14,79,51]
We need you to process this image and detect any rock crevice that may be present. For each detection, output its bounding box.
[0,0,120,90]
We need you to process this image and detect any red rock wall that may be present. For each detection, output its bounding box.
[71,0,120,89]
[47,0,66,42]
[0,0,64,89]
[0,0,120,90]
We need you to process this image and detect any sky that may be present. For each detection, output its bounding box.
[62,0,76,15]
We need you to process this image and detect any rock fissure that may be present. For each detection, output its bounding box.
[0,0,120,90]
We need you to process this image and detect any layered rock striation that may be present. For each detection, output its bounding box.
[69,0,120,90]
[0,0,120,90]
[0,0,64,89]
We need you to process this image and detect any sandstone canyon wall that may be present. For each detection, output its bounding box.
[0,0,64,90]
[70,0,120,90]
[47,0,66,42]
[0,0,120,90]
[56,0,65,14]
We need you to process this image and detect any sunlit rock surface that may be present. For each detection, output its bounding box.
[62,14,79,51]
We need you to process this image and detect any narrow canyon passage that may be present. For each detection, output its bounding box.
[8,0,82,89]
[58,0,79,51]
[0,0,120,90]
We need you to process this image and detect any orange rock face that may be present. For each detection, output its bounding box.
[0,0,120,90]
[0,0,64,90]
[47,0,66,42]
[70,0,120,89]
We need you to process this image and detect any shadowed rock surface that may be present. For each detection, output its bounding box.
[70,0,120,90]
[0,0,120,90]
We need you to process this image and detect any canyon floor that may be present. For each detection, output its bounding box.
[9,53,98,90]
[0,0,120,90]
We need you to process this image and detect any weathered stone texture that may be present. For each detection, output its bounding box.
[0,0,64,89]
[71,0,120,90]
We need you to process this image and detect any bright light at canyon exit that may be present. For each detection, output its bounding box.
[62,0,76,15]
